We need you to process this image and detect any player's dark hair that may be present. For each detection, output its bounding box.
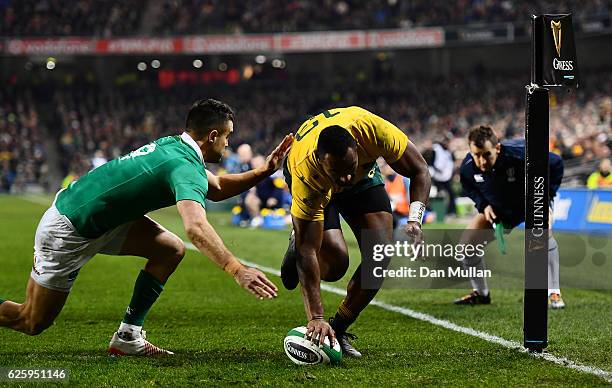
[468,126,499,148]
[186,99,235,139]
[316,125,357,159]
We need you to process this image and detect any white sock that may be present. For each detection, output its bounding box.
[548,288,561,296]
[118,322,142,340]
[462,253,489,296]
[548,235,560,291]
[474,286,489,297]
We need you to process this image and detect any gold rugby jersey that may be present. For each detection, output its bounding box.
[286,106,408,221]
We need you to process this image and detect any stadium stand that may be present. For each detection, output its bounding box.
[0,0,147,36]
[0,89,48,192]
[0,0,610,193]
[1,68,609,192]
[153,0,612,34]
[2,0,611,36]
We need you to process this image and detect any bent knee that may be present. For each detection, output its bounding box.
[22,317,54,336]
[321,267,348,282]
[164,233,186,263]
[320,253,349,282]
[175,239,186,259]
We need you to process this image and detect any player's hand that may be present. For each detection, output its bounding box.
[305,318,336,347]
[484,205,497,225]
[234,266,278,299]
[264,134,294,173]
[404,221,424,246]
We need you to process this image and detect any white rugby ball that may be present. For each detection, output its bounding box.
[283,326,342,365]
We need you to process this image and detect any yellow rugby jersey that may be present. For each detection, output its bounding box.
[286,106,408,221]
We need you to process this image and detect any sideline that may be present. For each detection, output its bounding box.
[184,242,612,383]
[14,196,612,383]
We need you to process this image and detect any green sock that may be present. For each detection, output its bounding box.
[123,270,165,326]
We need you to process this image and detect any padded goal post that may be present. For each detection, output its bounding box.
[524,14,579,352]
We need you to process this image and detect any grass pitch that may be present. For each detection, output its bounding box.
[0,195,610,386]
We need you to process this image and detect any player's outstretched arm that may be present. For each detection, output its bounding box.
[390,140,432,242]
[206,134,293,201]
[293,216,336,346]
[177,199,278,299]
[389,139,431,205]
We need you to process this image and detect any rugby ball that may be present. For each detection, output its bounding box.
[283,326,342,365]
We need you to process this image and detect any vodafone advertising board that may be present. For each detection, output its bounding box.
[4,28,444,56]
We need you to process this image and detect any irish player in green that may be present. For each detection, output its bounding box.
[0,99,293,356]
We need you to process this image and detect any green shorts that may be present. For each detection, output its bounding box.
[283,161,390,230]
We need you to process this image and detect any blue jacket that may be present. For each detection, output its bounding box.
[459,139,564,227]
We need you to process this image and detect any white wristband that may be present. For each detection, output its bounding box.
[408,201,426,224]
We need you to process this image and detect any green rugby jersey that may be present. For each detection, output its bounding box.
[55,133,208,238]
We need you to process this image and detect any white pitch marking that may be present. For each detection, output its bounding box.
[184,242,612,383]
[11,196,611,384]
[14,195,53,206]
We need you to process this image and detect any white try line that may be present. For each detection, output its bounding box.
[16,195,53,206]
[184,243,612,383]
[13,197,611,383]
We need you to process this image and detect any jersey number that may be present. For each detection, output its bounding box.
[119,143,157,160]
[295,110,339,141]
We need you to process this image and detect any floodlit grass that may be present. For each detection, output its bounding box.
[0,195,609,386]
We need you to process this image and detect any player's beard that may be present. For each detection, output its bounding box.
[205,153,223,163]
[204,144,224,163]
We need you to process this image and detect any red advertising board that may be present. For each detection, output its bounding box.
[3,28,444,56]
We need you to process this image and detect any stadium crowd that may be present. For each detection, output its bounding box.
[153,0,612,35]
[0,0,146,37]
[1,68,609,195]
[0,89,48,193]
[1,0,610,36]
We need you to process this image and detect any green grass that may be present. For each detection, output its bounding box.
[0,195,610,386]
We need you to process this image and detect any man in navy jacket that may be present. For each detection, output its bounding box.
[456,126,565,309]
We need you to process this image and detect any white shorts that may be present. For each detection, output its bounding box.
[31,205,132,292]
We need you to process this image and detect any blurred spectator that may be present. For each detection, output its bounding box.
[152,0,612,35]
[1,0,146,36]
[3,67,611,191]
[243,155,286,227]
[0,91,47,193]
[226,143,253,174]
[61,170,78,189]
[3,0,610,37]
[381,162,411,229]
[587,159,612,189]
[91,149,108,170]
[430,137,457,216]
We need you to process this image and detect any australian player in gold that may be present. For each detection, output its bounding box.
[281,106,431,356]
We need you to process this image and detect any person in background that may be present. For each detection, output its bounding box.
[587,159,612,189]
[381,161,411,229]
[91,150,108,170]
[244,155,286,227]
[431,137,457,217]
[456,126,565,309]
[236,144,254,173]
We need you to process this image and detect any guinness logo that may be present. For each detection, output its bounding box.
[551,20,562,57]
[284,340,322,364]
